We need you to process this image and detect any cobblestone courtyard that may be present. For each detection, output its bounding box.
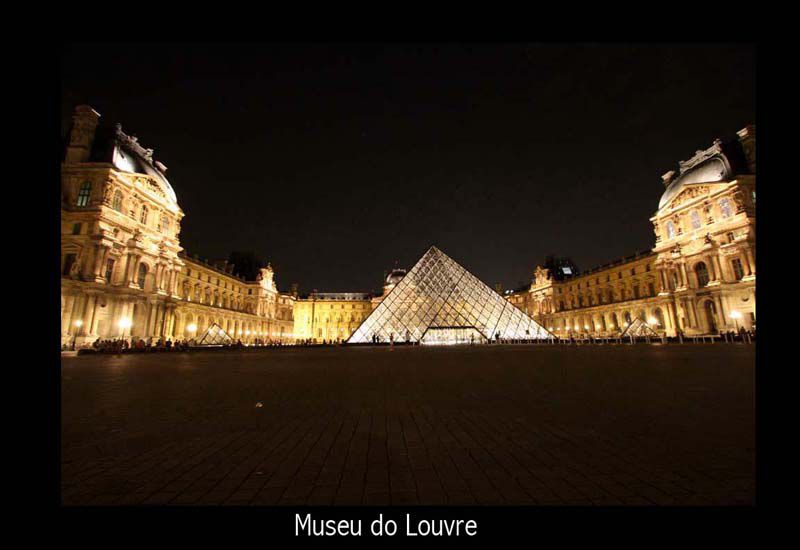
[61,345,755,505]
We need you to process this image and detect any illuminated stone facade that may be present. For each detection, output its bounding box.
[507,126,756,337]
[292,293,373,343]
[61,105,295,347]
[61,104,755,345]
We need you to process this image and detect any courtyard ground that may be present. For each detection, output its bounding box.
[61,344,755,505]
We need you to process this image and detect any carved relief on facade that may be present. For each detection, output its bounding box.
[668,185,710,209]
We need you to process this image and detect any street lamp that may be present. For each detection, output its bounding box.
[730,310,742,331]
[72,319,83,350]
[118,317,132,340]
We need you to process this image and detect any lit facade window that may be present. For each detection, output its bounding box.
[719,197,732,218]
[695,262,710,287]
[666,221,675,239]
[62,253,77,276]
[76,181,92,206]
[140,205,148,225]
[105,259,115,281]
[732,258,744,280]
[690,210,702,229]
[112,190,123,212]
[137,263,148,288]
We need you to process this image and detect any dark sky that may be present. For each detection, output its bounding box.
[61,43,755,293]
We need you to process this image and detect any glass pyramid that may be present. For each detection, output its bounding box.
[197,322,234,346]
[620,317,659,338]
[347,246,553,345]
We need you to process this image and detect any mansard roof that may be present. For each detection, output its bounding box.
[81,122,179,210]
[658,135,750,210]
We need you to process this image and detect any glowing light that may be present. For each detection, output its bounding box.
[187,323,197,333]
[647,317,657,325]
[74,319,83,328]
[118,317,132,329]
[730,310,742,319]
[245,330,251,335]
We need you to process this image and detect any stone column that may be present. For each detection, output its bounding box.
[62,294,77,336]
[666,302,679,335]
[77,295,95,336]
[678,263,689,288]
[715,295,727,326]
[147,302,158,337]
[687,298,700,328]
[740,251,752,276]
[711,255,724,282]
[658,269,668,292]
[745,248,756,275]
[125,254,141,286]
[91,244,109,282]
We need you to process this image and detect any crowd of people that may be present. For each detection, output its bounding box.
[61,325,756,353]
[61,337,196,353]
[61,336,297,354]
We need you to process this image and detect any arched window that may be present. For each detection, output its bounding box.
[139,205,149,225]
[624,311,632,324]
[695,262,710,287]
[159,214,169,234]
[666,221,675,239]
[654,308,665,328]
[690,210,702,229]
[112,190,123,212]
[76,181,92,206]
[137,263,148,289]
[719,198,732,218]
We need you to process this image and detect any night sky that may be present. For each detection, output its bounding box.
[61,43,755,293]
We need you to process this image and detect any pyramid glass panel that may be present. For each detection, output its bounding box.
[347,246,553,344]
[197,322,234,346]
[620,317,659,338]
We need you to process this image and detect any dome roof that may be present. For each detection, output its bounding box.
[657,137,748,211]
[385,268,407,286]
[658,156,728,209]
[85,122,180,212]
[111,131,179,211]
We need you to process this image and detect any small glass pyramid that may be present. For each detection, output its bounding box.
[620,317,659,338]
[347,246,553,344]
[197,322,234,346]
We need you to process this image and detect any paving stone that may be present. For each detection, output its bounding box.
[61,345,755,506]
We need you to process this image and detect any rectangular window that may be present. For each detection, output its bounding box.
[76,182,91,207]
[727,232,735,243]
[62,254,76,276]
[732,258,745,280]
[71,223,81,235]
[633,285,640,299]
[105,259,115,282]
[648,282,655,296]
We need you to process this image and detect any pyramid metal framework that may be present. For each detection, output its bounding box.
[197,322,234,346]
[347,246,553,344]
[620,317,659,338]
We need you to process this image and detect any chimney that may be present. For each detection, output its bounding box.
[65,105,101,164]
[737,125,756,174]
